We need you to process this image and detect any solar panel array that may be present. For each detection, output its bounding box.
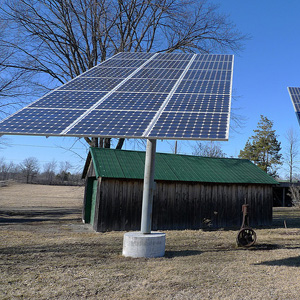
[0,52,234,140]
[288,87,300,125]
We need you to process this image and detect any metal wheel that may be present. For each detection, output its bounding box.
[236,227,257,247]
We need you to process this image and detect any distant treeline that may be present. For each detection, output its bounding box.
[0,157,84,186]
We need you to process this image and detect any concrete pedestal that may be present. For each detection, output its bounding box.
[122,232,166,258]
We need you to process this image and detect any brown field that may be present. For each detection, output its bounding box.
[1,183,300,300]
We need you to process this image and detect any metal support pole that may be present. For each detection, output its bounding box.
[141,139,157,234]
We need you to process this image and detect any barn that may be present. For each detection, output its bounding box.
[82,147,278,232]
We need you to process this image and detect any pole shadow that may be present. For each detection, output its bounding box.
[164,250,202,258]
[255,256,300,267]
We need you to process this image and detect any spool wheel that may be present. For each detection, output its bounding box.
[237,228,257,247]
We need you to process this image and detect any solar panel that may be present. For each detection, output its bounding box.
[0,52,234,140]
[288,87,300,125]
[28,91,107,109]
[288,87,300,111]
[81,67,135,78]
[58,77,123,91]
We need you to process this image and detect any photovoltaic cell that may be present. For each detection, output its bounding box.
[99,59,148,68]
[67,110,156,137]
[132,68,184,80]
[175,80,231,94]
[118,78,178,93]
[190,60,232,71]
[165,94,230,113]
[59,77,123,91]
[0,52,234,140]
[29,91,107,109]
[183,70,231,81]
[97,92,167,111]
[148,112,228,139]
[288,87,300,128]
[288,87,300,112]
[115,52,155,60]
[81,67,135,78]
[0,108,84,135]
[143,60,190,69]
[152,53,194,61]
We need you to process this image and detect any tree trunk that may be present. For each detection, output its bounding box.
[104,138,111,148]
[116,138,125,149]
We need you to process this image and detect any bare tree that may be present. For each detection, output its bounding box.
[20,157,39,183]
[43,160,57,184]
[285,128,300,183]
[0,20,38,118]
[0,19,38,148]
[288,184,300,207]
[58,161,73,183]
[0,157,14,180]
[192,141,226,158]
[169,141,180,154]
[0,0,247,149]
[230,94,247,134]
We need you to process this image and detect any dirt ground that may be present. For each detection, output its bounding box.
[1,183,300,300]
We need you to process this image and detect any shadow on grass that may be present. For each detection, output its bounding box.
[255,256,300,267]
[0,241,117,258]
[165,250,202,258]
[245,244,281,251]
[0,209,81,225]
[0,217,57,224]
[0,217,81,224]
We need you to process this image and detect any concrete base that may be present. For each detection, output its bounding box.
[122,232,166,258]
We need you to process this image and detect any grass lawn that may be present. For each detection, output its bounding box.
[1,184,300,299]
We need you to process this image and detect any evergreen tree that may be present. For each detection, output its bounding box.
[239,115,282,177]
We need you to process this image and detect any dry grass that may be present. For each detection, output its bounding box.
[0,183,84,208]
[1,184,300,299]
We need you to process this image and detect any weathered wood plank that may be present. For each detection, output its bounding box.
[88,177,273,232]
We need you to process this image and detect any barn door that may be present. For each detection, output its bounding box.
[84,177,97,224]
[90,180,98,225]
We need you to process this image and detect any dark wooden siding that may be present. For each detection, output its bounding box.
[89,178,273,232]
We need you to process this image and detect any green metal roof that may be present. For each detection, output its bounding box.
[89,147,278,185]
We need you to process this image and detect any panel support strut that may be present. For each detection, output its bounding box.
[141,139,156,234]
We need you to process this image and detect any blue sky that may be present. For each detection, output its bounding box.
[1,1,300,177]
[215,0,300,176]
